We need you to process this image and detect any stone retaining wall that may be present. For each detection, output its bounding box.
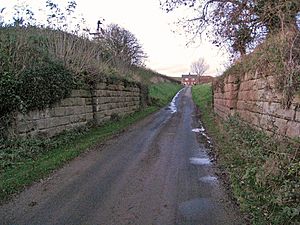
[12,80,144,137]
[213,73,300,138]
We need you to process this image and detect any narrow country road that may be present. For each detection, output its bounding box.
[0,87,244,225]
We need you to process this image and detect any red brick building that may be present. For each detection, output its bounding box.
[181,74,197,86]
[181,74,214,86]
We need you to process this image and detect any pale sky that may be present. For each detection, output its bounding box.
[1,0,229,77]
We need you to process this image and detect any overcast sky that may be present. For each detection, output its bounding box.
[1,0,229,77]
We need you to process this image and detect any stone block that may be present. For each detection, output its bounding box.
[37,119,47,130]
[65,107,75,116]
[40,108,50,119]
[86,113,94,121]
[17,122,34,133]
[249,112,260,127]
[60,98,74,107]
[245,101,260,113]
[256,78,268,90]
[29,110,40,120]
[296,111,300,122]
[69,115,82,123]
[117,102,125,108]
[98,104,108,111]
[96,90,107,97]
[257,89,282,102]
[236,101,246,110]
[224,91,238,100]
[96,83,106,89]
[255,102,264,111]
[54,107,66,117]
[292,94,300,104]
[224,83,239,92]
[266,76,276,89]
[262,102,295,120]
[74,98,85,106]
[240,80,255,91]
[274,117,288,135]
[96,97,108,105]
[107,84,118,90]
[85,98,93,105]
[259,115,276,131]
[85,105,93,113]
[73,106,85,114]
[48,117,65,128]
[243,72,254,81]
[237,91,248,101]
[116,85,125,91]
[214,107,228,119]
[286,121,300,138]
[71,90,82,97]
[95,112,104,119]
[104,110,112,116]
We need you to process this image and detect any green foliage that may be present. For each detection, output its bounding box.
[192,84,217,133]
[0,73,21,115]
[225,117,299,225]
[0,27,75,118]
[0,62,74,116]
[19,62,74,110]
[192,84,300,225]
[149,82,182,106]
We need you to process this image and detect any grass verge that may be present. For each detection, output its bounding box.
[149,82,182,106]
[192,84,300,225]
[0,107,157,202]
[0,82,181,203]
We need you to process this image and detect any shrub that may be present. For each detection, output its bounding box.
[19,62,74,111]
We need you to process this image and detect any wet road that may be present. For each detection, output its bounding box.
[0,87,244,225]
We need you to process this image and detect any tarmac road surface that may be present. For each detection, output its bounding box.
[0,87,245,225]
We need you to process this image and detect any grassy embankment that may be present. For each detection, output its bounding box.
[0,82,181,202]
[149,82,183,106]
[192,84,299,225]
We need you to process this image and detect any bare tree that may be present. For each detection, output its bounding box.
[161,0,300,56]
[99,24,147,68]
[190,58,209,76]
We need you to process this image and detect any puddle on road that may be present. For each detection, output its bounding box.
[199,176,218,184]
[169,89,183,114]
[192,126,213,148]
[192,127,205,133]
[201,132,210,140]
[179,197,221,221]
[189,157,211,165]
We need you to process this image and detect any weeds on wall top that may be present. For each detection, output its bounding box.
[218,29,300,108]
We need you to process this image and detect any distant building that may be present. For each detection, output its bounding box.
[181,74,197,86]
[181,74,214,86]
